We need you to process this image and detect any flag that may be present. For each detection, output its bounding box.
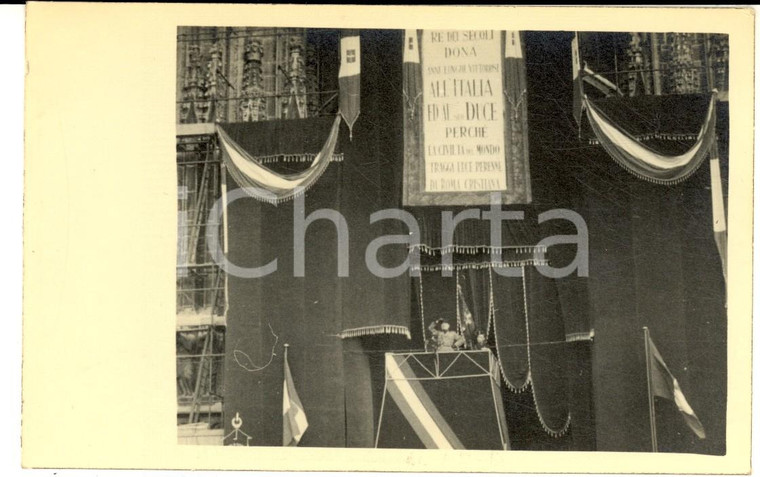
[456,277,476,349]
[571,32,584,126]
[339,29,360,140]
[709,155,727,282]
[377,351,510,449]
[285,92,302,120]
[646,334,706,439]
[402,29,422,119]
[283,348,308,446]
[503,31,532,201]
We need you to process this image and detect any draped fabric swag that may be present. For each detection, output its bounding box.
[217,115,342,204]
[583,93,717,185]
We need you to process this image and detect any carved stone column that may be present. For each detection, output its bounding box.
[182,44,206,123]
[283,35,308,119]
[626,33,652,97]
[239,38,267,122]
[206,41,226,122]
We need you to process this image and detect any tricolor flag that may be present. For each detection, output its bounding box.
[646,333,706,440]
[339,29,360,140]
[709,155,727,283]
[456,278,476,348]
[571,32,584,126]
[403,29,422,118]
[503,31,532,201]
[377,351,510,450]
[283,346,308,446]
[384,353,465,449]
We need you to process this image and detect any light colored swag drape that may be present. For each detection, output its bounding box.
[216,114,342,204]
[583,93,717,185]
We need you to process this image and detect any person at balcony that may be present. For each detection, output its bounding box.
[428,319,465,352]
[475,330,488,350]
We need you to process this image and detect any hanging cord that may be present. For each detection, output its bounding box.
[455,271,462,335]
[489,267,530,393]
[521,267,571,438]
[417,273,427,351]
[233,324,279,372]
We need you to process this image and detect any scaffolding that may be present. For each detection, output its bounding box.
[176,130,226,430]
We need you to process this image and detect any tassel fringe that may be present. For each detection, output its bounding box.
[229,161,334,205]
[410,244,547,256]
[489,267,531,392]
[565,330,595,342]
[528,379,572,438]
[338,325,411,339]
[256,153,344,164]
[412,259,548,272]
[521,266,570,438]
[588,133,698,145]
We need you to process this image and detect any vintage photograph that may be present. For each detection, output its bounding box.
[175,26,729,454]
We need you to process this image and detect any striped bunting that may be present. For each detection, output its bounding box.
[385,354,464,449]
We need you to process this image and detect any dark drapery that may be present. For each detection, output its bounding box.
[223,30,409,447]
[523,31,728,454]
[416,258,571,438]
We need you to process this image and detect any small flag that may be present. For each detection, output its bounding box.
[646,334,706,439]
[286,92,302,120]
[571,33,584,126]
[504,31,523,59]
[456,275,476,349]
[403,30,422,121]
[403,29,420,64]
[339,30,360,140]
[283,346,308,446]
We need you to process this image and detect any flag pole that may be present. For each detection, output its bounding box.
[643,327,658,452]
[283,343,289,447]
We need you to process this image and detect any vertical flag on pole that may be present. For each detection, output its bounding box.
[283,344,309,446]
[401,29,423,206]
[571,32,584,127]
[710,155,727,283]
[403,29,422,116]
[644,328,706,447]
[503,31,532,201]
[339,29,361,140]
[286,93,302,120]
[456,278,476,349]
